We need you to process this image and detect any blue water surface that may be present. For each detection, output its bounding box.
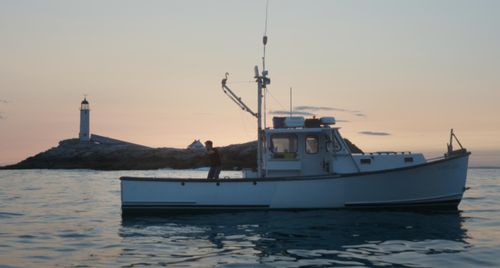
[0,168,499,267]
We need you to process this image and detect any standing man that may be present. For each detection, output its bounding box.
[205,140,222,179]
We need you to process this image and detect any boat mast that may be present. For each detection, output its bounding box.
[221,2,270,177]
[255,36,270,177]
[256,67,263,178]
[220,43,268,178]
[255,0,270,178]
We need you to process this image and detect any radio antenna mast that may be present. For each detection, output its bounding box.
[263,0,269,71]
[262,0,270,129]
[221,0,271,178]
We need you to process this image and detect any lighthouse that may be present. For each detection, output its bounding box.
[79,97,90,141]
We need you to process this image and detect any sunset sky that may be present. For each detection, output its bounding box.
[1,0,499,166]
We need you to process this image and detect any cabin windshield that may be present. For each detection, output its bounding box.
[326,131,342,152]
[270,134,298,159]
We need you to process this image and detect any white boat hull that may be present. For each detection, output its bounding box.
[120,153,469,214]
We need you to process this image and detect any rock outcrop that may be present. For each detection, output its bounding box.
[2,138,363,170]
[1,139,256,170]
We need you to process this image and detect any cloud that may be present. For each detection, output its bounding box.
[0,100,6,119]
[270,105,364,122]
[269,110,315,116]
[292,105,366,118]
[0,99,8,120]
[359,131,390,136]
[268,110,349,123]
[294,106,349,112]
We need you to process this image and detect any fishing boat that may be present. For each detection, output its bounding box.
[120,31,470,214]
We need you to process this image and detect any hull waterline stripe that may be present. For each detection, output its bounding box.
[121,199,462,211]
[122,204,270,210]
[345,199,461,208]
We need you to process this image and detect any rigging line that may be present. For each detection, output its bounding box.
[222,87,252,115]
[237,103,252,141]
[228,80,254,84]
[266,87,287,111]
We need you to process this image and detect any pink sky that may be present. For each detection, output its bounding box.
[1,1,499,166]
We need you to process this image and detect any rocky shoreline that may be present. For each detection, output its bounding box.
[1,138,362,171]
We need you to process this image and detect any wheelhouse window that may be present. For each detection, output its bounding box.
[270,134,298,159]
[306,135,319,154]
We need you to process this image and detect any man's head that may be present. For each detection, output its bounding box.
[205,140,213,150]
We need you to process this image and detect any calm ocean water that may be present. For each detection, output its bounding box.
[0,169,499,268]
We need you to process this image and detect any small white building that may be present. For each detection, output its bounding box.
[79,97,90,141]
[187,139,205,151]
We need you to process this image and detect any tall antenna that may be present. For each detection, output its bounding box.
[262,0,270,128]
[263,0,269,71]
[289,87,293,117]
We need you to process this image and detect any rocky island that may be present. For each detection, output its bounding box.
[1,138,362,171]
[0,97,364,170]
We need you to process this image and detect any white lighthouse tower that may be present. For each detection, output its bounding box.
[79,97,90,142]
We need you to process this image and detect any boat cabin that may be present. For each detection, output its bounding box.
[244,116,425,178]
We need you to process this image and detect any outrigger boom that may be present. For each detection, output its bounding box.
[221,34,270,178]
[221,73,257,118]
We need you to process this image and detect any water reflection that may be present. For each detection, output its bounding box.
[119,210,468,267]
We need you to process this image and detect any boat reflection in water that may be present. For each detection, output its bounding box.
[119,210,467,267]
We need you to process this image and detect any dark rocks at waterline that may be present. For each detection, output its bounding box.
[1,138,363,170]
[1,139,258,170]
